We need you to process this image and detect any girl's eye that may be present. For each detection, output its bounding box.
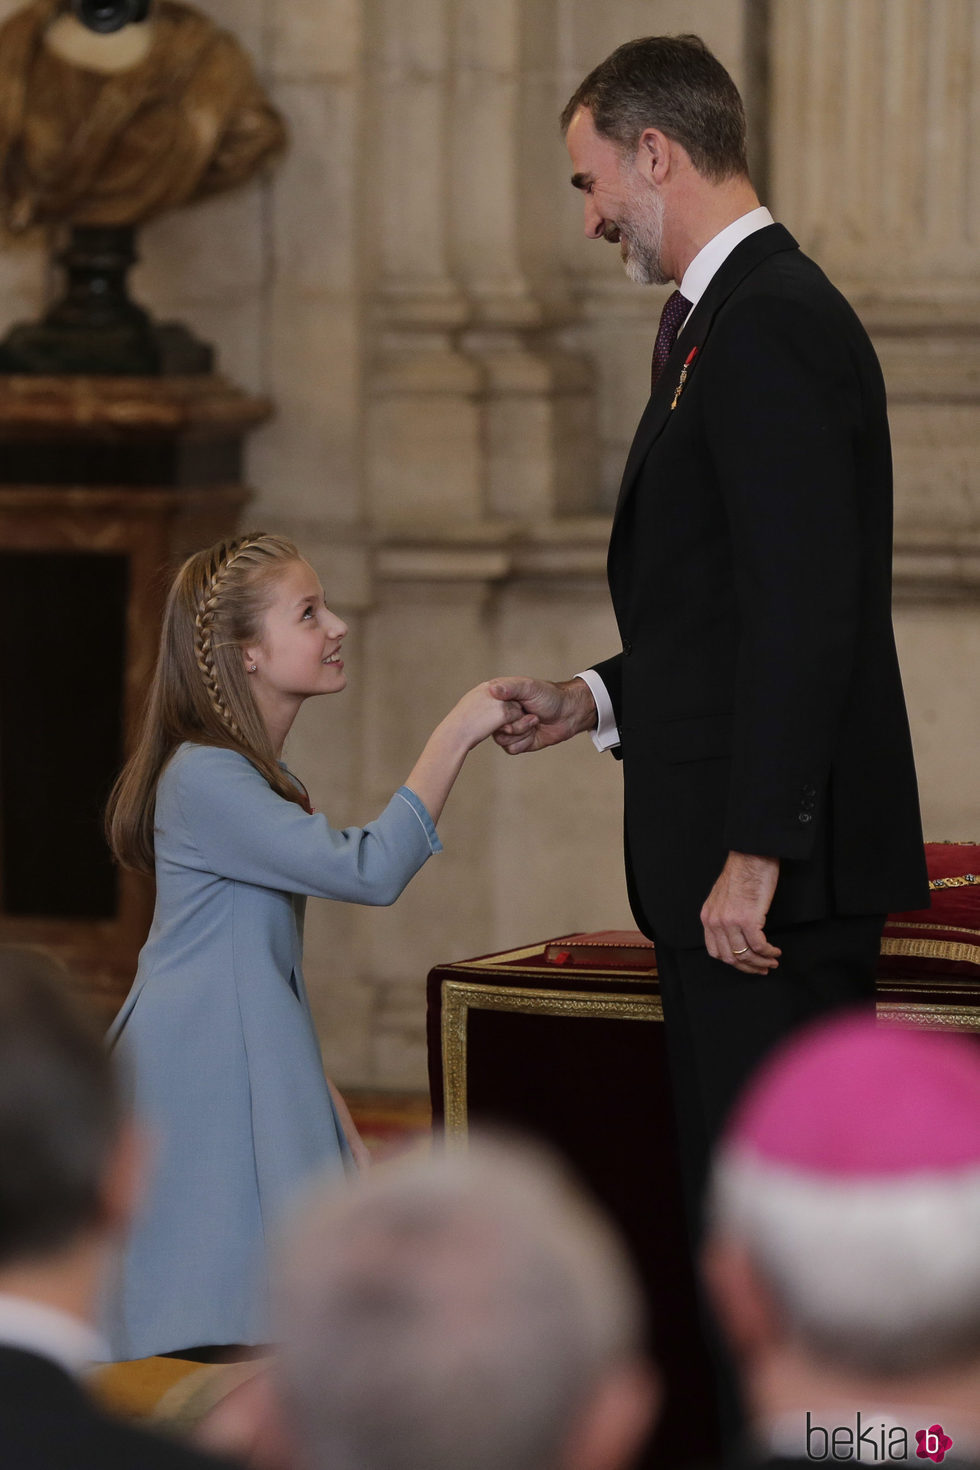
[302,605,314,619]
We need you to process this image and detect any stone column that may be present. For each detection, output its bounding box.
[770,0,980,840]
[771,0,980,305]
[452,0,596,520]
[365,0,483,528]
[769,0,980,550]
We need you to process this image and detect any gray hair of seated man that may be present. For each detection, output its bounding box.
[708,1148,980,1378]
[271,1134,650,1470]
[706,1017,980,1379]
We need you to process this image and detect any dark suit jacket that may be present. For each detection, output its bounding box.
[0,1346,241,1470]
[592,224,928,948]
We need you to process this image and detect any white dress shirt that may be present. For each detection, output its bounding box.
[578,206,775,750]
[0,1292,107,1377]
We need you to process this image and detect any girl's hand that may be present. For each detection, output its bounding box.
[402,685,532,828]
[448,683,529,751]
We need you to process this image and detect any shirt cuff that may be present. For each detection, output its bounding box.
[575,669,621,753]
[395,786,443,854]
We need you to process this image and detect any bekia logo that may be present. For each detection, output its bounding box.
[805,1413,955,1462]
[916,1426,954,1464]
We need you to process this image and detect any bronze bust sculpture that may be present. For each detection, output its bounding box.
[0,0,286,371]
[0,0,285,229]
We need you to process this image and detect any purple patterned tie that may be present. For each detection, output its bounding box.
[650,289,691,392]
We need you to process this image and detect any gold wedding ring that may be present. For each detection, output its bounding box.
[732,946,749,956]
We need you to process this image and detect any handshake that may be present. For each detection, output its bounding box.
[465,675,599,755]
[490,673,599,752]
[404,672,599,831]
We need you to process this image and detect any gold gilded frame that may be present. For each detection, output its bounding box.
[880,935,980,968]
[439,971,980,1144]
[440,979,662,1143]
[876,998,980,1030]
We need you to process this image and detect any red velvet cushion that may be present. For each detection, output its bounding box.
[879,842,980,979]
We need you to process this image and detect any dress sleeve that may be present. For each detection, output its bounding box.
[163,746,441,904]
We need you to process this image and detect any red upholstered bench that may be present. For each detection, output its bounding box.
[879,840,980,980]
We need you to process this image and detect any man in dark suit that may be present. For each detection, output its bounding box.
[491,35,928,1219]
[0,945,239,1469]
[704,1014,980,1469]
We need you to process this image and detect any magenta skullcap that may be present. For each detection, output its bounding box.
[724,1011,980,1178]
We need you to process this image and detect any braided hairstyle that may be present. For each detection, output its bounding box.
[193,535,268,745]
[107,532,310,873]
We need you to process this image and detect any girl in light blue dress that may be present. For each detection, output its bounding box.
[103,532,524,1361]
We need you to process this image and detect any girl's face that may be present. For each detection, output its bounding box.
[243,559,348,703]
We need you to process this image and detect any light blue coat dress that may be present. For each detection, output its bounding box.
[103,742,440,1361]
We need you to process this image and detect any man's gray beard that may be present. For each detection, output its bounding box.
[620,188,670,286]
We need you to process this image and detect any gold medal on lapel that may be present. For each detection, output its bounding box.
[670,346,699,410]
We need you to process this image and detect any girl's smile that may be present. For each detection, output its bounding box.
[243,559,350,751]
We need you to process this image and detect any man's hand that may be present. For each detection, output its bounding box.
[488,676,597,754]
[700,852,782,974]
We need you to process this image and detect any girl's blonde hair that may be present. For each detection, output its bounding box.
[107,532,309,874]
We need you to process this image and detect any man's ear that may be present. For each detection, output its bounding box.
[561,1359,660,1470]
[702,1233,783,1363]
[637,126,672,185]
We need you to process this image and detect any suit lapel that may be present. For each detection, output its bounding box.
[611,224,800,528]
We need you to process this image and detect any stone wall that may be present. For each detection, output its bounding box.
[1,0,977,1089]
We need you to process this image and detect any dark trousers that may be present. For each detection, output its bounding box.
[656,911,885,1234]
[654,912,885,1446]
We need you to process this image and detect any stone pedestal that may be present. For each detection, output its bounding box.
[0,375,270,1019]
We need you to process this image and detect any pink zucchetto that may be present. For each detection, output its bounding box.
[723,1011,980,1178]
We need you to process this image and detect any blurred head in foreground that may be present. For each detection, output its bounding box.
[267,1136,657,1470]
[704,1014,980,1454]
[0,945,136,1306]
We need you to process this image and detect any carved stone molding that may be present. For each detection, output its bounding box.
[370,517,980,605]
[372,517,610,587]
[893,534,980,602]
[875,330,980,406]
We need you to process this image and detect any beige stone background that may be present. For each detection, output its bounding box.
[1,0,977,1089]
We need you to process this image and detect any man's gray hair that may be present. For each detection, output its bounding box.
[561,35,748,183]
[272,1136,646,1470]
[709,1148,980,1376]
